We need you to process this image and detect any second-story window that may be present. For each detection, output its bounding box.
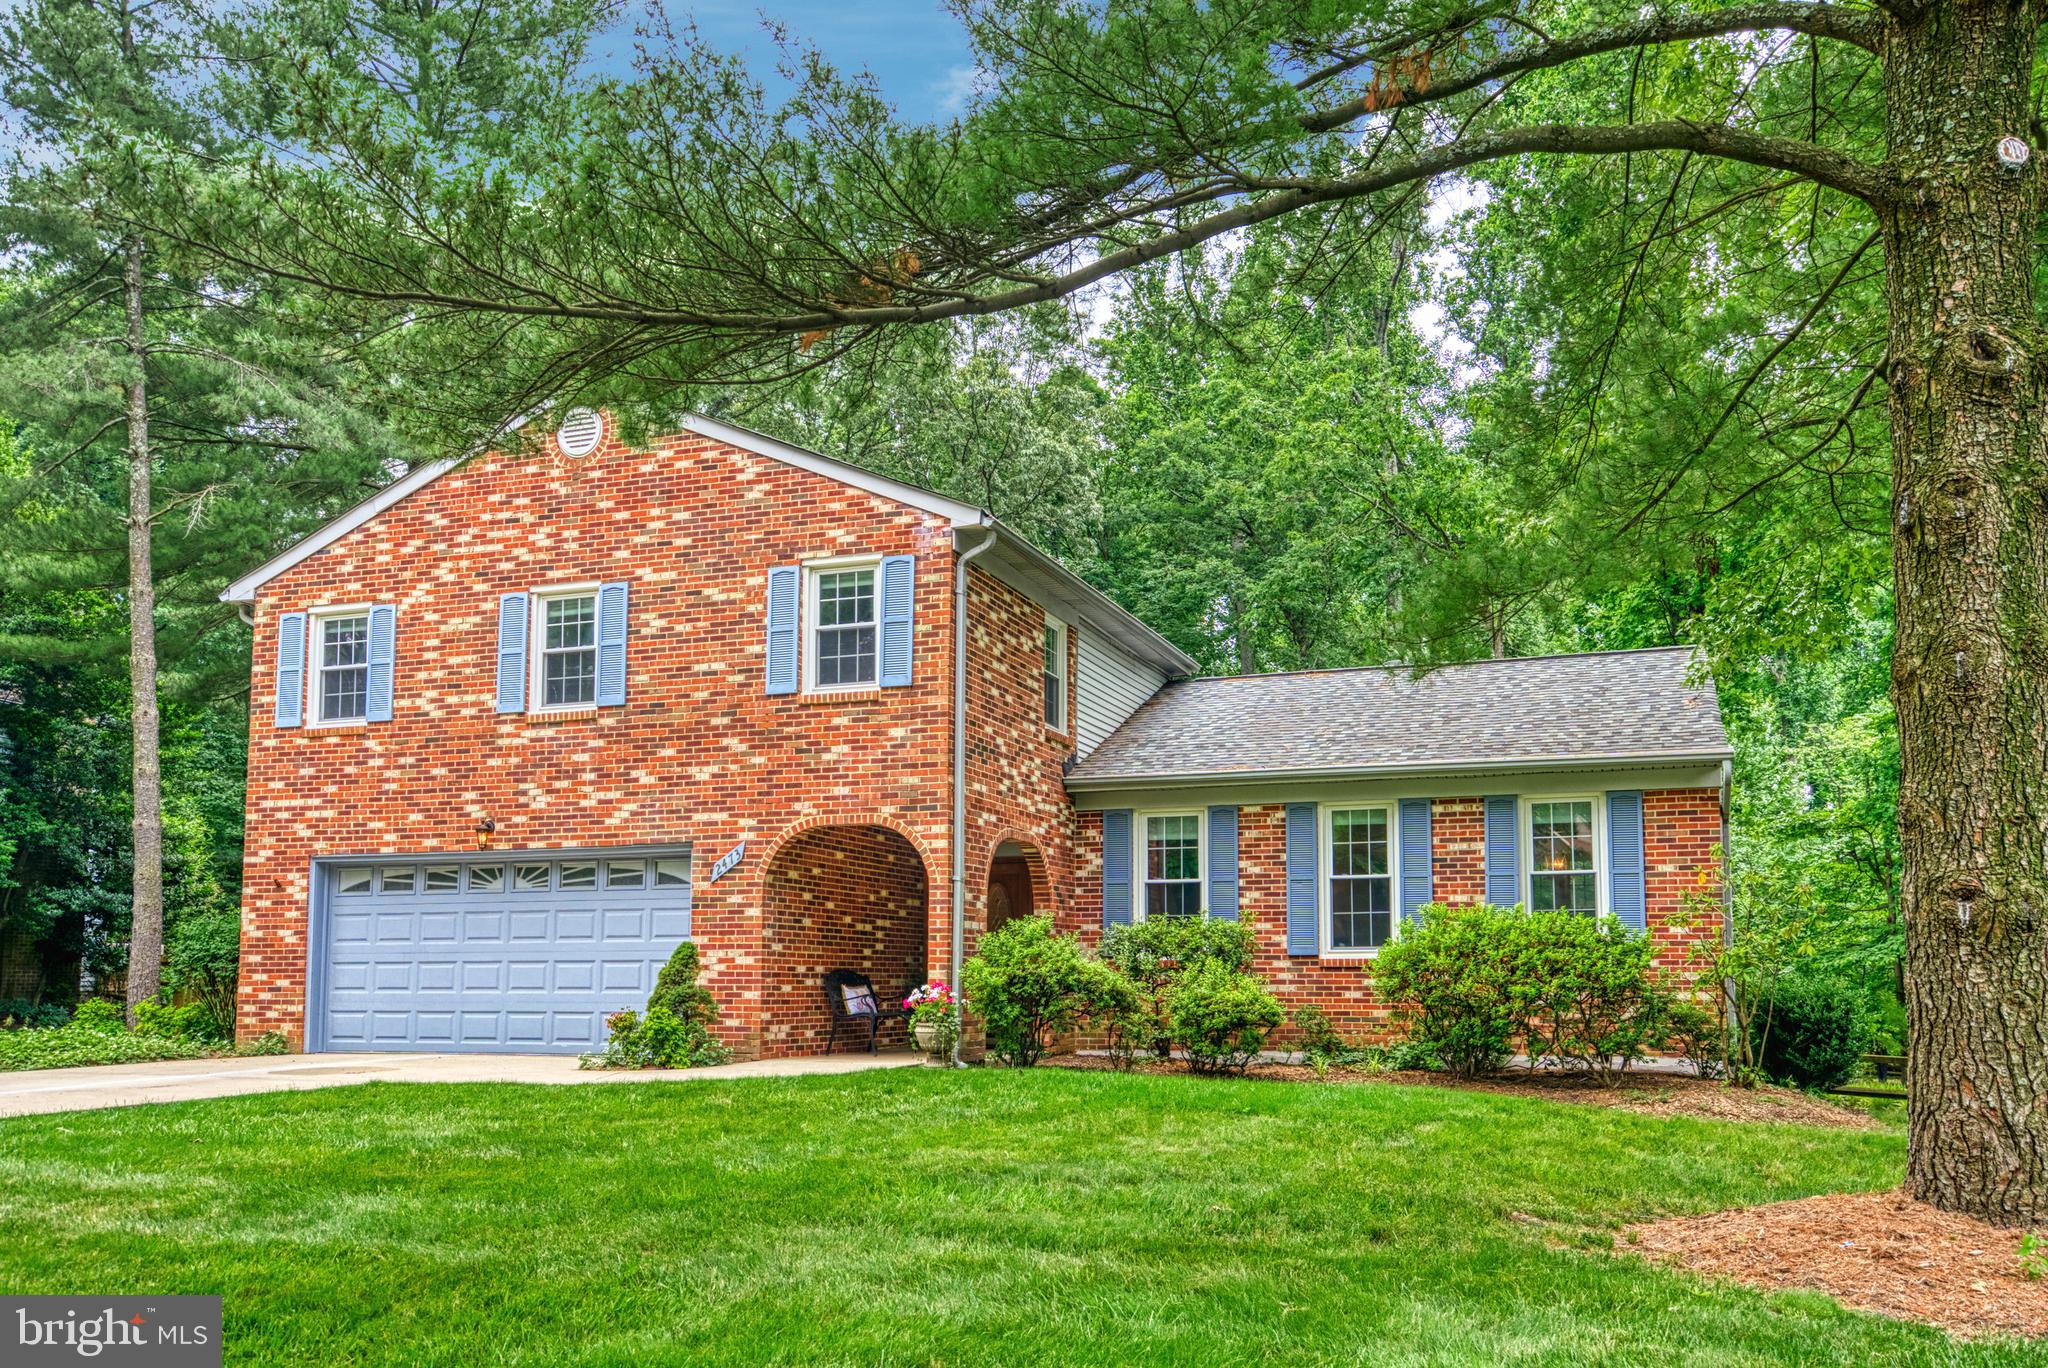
[809,564,877,688]
[316,613,370,723]
[1043,618,1067,730]
[538,590,598,708]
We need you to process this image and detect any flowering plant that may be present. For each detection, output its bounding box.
[903,981,960,1058]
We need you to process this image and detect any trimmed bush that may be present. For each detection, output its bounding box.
[1370,905,1527,1078]
[1756,976,1869,1090]
[1170,961,1283,1074]
[1515,911,1671,1085]
[1098,917,1257,1060]
[961,915,1109,1067]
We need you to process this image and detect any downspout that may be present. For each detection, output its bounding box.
[951,520,999,1065]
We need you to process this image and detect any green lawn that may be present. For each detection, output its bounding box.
[0,1069,2023,1365]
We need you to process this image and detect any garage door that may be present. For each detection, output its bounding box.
[312,850,692,1054]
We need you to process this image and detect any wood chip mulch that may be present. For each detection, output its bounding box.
[1624,1189,2048,1340]
[1039,1054,1882,1130]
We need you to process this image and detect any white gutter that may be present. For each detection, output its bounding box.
[950,520,999,1065]
[1063,749,1737,791]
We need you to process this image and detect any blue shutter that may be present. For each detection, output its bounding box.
[1101,809,1133,928]
[1484,794,1520,907]
[365,605,396,723]
[1285,803,1318,955]
[274,612,307,728]
[765,565,799,696]
[495,593,529,714]
[1607,790,1646,930]
[1398,797,1432,924]
[596,581,629,706]
[1206,805,1239,921]
[878,554,915,688]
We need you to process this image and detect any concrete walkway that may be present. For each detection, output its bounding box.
[0,1049,925,1119]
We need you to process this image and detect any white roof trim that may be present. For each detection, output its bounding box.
[220,457,459,603]
[680,415,985,524]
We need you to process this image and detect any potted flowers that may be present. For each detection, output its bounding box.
[903,981,959,1065]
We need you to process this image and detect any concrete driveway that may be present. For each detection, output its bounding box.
[0,1049,924,1119]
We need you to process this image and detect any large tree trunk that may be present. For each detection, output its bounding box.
[1883,0,2048,1225]
[121,233,164,1021]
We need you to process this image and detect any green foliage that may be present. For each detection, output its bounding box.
[586,941,731,1069]
[236,1030,289,1057]
[0,998,70,1030]
[1370,905,1526,1079]
[69,998,126,1033]
[1754,976,1870,1092]
[2020,1231,2047,1282]
[1516,913,1671,1087]
[1168,960,1283,1075]
[1372,904,1678,1084]
[1097,915,1257,1061]
[134,996,230,1045]
[960,915,1108,1067]
[0,1017,217,1071]
[1289,1003,1350,1068]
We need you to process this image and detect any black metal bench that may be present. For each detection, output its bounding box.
[822,970,909,1055]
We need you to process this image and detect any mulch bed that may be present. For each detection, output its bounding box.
[1040,1054,1882,1130]
[1624,1189,2048,1340]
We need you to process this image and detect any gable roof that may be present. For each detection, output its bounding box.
[1064,647,1730,788]
[217,412,1196,675]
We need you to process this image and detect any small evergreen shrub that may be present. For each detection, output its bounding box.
[1098,917,1257,1060]
[1289,1003,1351,1067]
[960,916,1107,1066]
[1756,976,1869,1090]
[1170,961,1284,1075]
[582,942,731,1069]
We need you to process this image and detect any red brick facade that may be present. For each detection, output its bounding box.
[233,419,1724,1058]
[1070,790,1724,1044]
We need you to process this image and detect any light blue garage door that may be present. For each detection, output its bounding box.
[313,850,692,1054]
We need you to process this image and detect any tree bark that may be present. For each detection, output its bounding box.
[120,233,164,1021]
[1883,0,2048,1225]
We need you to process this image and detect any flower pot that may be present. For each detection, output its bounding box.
[912,1021,950,1064]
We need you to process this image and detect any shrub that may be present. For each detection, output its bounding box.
[161,908,241,1038]
[1370,904,1528,1078]
[1073,958,1145,1070]
[1098,917,1257,1060]
[1515,912,1670,1086]
[1170,961,1284,1075]
[235,1030,290,1057]
[960,916,1108,1067]
[0,999,72,1031]
[70,999,128,1034]
[1755,975,1869,1090]
[135,997,231,1045]
[583,942,731,1069]
[1289,1003,1349,1067]
[1663,997,1726,1078]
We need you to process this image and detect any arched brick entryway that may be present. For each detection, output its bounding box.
[984,836,1051,940]
[760,824,932,1058]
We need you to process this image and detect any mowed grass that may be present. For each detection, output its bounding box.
[0,1069,2023,1366]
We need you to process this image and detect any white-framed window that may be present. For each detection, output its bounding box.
[311,607,372,724]
[806,559,879,690]
[1323,805,1396,954]
[1140,811,1203,918]
[1526,796,1604,917]
[532,586,599,709]
[1042,616,1067,731]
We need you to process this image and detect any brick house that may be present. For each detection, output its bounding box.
[222,411,1731,1058]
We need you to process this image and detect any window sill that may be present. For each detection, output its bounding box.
[1044,726,1072,746]
[525,707,599,725]
[1318,948,1384,962]
[307,719,369,730]
[797,687,883,705]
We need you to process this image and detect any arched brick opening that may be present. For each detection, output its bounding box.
[984,834,1052,942]
[760,824,932,1058]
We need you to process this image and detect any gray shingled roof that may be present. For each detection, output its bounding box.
[1066,647,1730,786]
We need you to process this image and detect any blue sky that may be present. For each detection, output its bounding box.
[601,3,979,122]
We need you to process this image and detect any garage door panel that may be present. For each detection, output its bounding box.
[317,850,690,1054]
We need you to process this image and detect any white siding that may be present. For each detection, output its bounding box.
[1075,627,1167,758]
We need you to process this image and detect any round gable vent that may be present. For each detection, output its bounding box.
[555,407,603,457]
